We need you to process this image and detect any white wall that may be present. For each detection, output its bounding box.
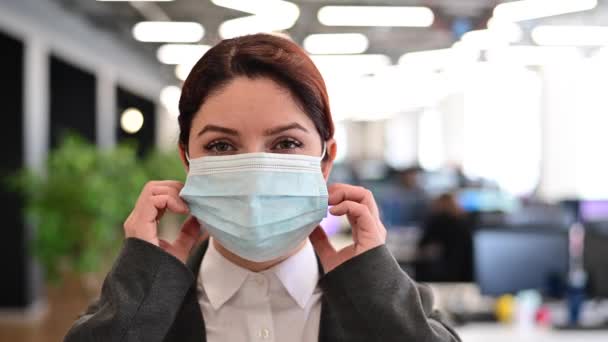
[439,93,466,165]
[340,121,387,161]
[415,57,607,201]
[384,112,419,168]
[537,63,582,201]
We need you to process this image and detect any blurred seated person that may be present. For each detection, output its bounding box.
[416,193,474,282]
[395,167,429,226]
[379,166,430,227]
[445,163,471,188]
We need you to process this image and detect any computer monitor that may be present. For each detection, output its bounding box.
[584,223,608,298]
[457,188,517,213]
[474,228,569,296]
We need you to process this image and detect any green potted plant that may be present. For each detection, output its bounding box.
[9,134,186,294]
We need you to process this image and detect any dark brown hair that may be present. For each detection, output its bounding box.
[178,33,334,150]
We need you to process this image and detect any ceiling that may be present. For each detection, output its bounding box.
[50,0,608,82]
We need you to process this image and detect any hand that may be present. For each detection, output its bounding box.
[310,183,387,273]
[124,181,208,263]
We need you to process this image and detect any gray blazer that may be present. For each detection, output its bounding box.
[64,238,461,342]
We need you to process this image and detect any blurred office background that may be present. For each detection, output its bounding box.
[1,0,608,341]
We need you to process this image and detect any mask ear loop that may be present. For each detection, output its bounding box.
[320,142,327,160]
[184,148,191,164]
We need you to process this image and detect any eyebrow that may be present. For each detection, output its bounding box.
[197,125,239,137]
[264,123,309,136]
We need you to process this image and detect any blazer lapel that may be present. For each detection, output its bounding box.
[186,240,210,275]
[162,241,210,342]
[315,251,344,342]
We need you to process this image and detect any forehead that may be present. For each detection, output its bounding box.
[191,77,316,132]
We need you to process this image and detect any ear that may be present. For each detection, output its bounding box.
[178,143,190,173]
[321,138,337,181]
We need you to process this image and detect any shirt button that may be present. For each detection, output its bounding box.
[258,328,270,339]
[255,275,266,286]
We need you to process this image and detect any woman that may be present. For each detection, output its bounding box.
[64,34,460,342]
[416,193,474,283]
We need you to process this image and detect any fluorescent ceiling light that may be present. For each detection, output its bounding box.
[532,25,608,46]
[487,17,523,43]
[160,86,181,118]
[493,0,597,22]
[318,6,434,27]
[399,49,453,65]
[132,21,204,43]
[98,0,173,2]
[311,54,391,77]
[486,46,583,65]
[175,62,196,81]
[589,47,608,70]
[157,44,210,65]
[326,69,445,121]
[399,48,478,69]
[460,29,511,49]
[594,47,608,59]
[211,0,297,15]
[219,12,299,39]
[215,0,300,39]
[303,33,369,54]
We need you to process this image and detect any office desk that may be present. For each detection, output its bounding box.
[457,323,608,342]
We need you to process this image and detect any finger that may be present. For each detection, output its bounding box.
[309,226,337,269]
[150,185,180,197]
[155,180,184,190]
[135,193,188,224]
[144,180,184,193]
[197,231,210,245]
[197,220,210,243]
[150,194,189,215]
[329,201,378,235]
[173,216,202,254]
[328,184,380,218]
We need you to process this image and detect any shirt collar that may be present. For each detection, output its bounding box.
[270,239,319,309]
[198,238,319,310]
[198,239,249,310]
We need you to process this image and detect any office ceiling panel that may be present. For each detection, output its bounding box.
[50,0,607,81]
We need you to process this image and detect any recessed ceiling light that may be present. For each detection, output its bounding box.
[120,108,144,134]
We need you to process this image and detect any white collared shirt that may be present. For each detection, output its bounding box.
[197,238,322,342]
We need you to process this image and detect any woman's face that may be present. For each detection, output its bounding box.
[180,77,336,179]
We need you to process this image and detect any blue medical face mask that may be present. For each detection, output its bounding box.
[180,145,328,262]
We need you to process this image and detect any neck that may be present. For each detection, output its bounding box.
[212,239,307,273]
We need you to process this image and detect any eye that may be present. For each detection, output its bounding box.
[205,140,236,154]
[272,138,303,151]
